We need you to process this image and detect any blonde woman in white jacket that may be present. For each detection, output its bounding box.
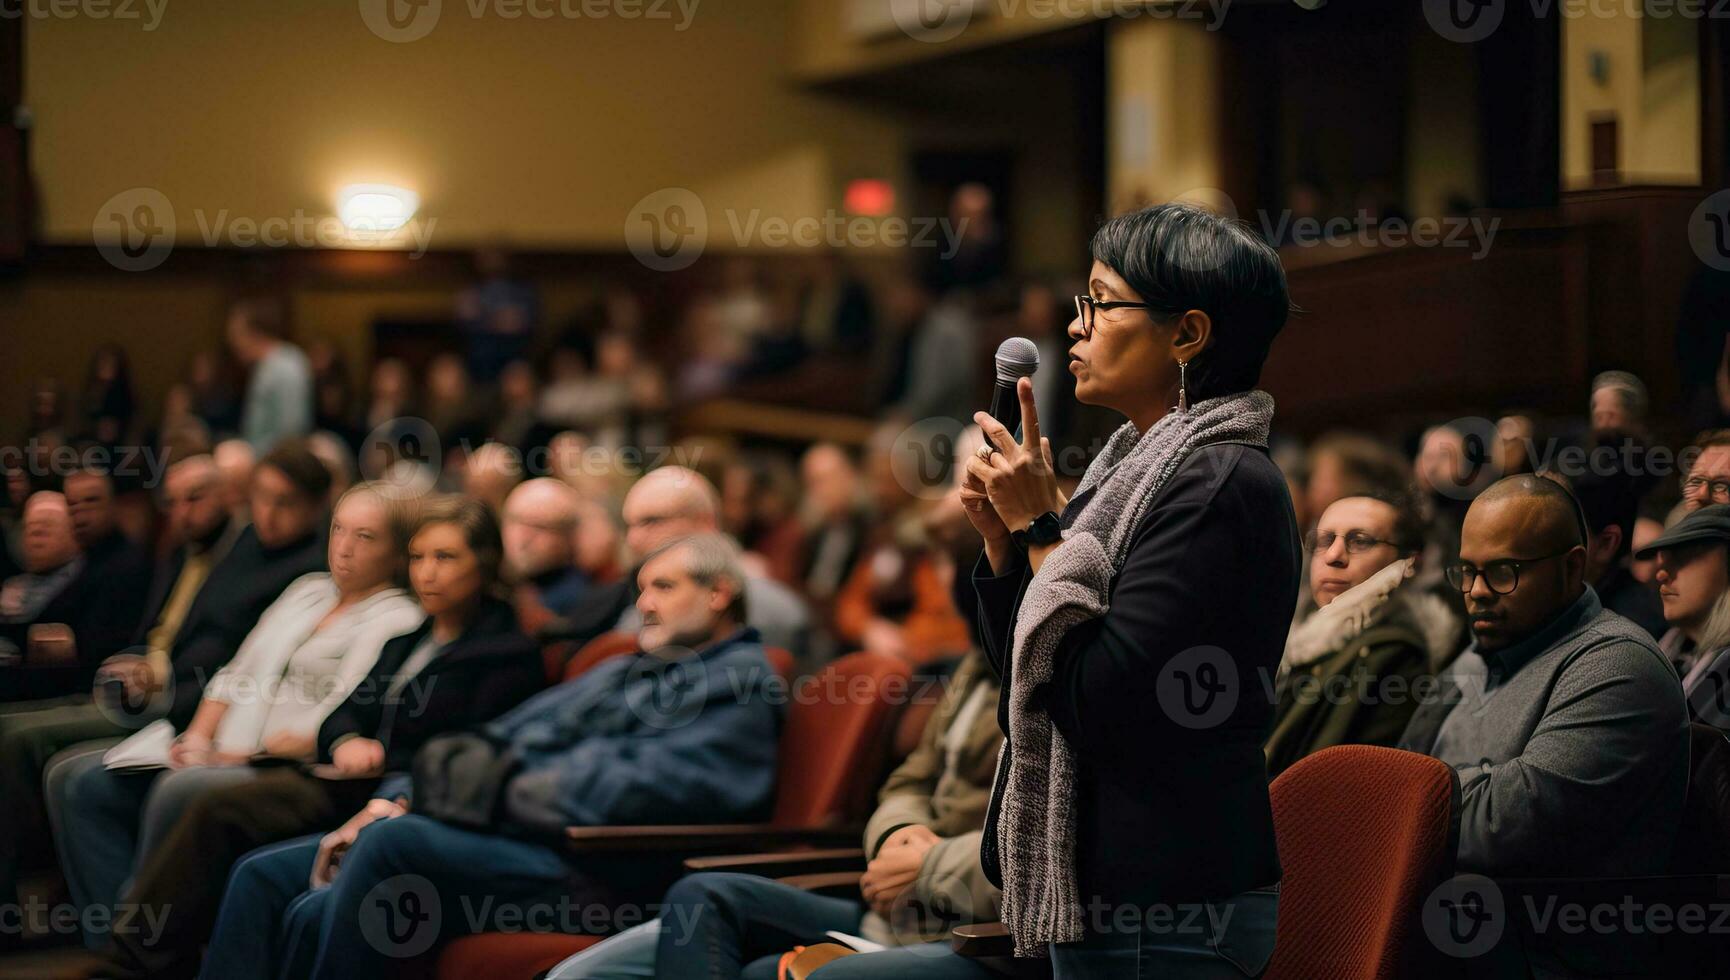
[51,483,424,947]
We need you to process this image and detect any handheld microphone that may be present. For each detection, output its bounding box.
[989,337,1040,440]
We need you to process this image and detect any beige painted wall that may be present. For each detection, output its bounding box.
[1406,24,1481,217]
[27,0,909,249]
[1561,6,1699,188]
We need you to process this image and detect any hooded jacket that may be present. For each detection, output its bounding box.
[1265,557,1461,778]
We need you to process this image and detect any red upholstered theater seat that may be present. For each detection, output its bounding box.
[433,650,910,980]
[432,932,601,980]
[558,630,641,680]
[1264,745,1460,980]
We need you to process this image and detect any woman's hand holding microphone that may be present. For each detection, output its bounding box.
[965,377,1065,575]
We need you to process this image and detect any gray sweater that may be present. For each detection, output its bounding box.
[1399,587,1688,879]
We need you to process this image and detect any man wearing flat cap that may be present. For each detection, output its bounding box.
[1641,503,1730,727]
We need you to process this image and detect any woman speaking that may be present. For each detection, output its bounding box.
[964,203,1300,978]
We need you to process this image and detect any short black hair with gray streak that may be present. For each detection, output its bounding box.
[1090,203,1291,401]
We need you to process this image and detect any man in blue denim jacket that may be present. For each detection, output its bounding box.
[199,533,783,980]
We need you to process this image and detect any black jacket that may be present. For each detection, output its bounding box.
[3,529,153,700]
[317,595,545,773]
[164,525,326,729]
[132,520,243,653]
[974,442,1300,912]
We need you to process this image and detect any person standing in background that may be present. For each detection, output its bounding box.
[227,299,313,454]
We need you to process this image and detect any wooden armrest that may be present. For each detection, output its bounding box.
[565,823,863,854]
[684,848,866,876]
[950,921,1012,958]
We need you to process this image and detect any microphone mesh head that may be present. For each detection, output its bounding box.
[995,337,1040,383]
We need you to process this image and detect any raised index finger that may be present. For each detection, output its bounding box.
[1017,376,1041,453]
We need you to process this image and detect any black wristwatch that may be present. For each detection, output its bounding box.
[1012,511,1062,549]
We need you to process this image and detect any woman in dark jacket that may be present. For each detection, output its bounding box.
[75,496,545,980]
[963,204,1300,977]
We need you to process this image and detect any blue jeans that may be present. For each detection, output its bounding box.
[1049,886,1280,980]
[56,754,259,949]
[203,815,578,980]
[200,835,325,980]
[652,872,994,980]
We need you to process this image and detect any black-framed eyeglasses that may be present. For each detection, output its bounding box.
[1444,548,1575,595]
[1683,476,1730,504]
[1074,295,1155,339]
[1304,529,1398,555]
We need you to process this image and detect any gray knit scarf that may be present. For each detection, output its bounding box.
[995,389,1275,957]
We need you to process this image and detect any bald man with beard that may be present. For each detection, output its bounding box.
[1399,476,1687,976]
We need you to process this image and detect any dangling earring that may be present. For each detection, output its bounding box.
[1175,359,1190,414]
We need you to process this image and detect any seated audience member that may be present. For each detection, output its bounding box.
[1639,504,1730,727]
[502,478,591,630]
[1589,369,1649,439]
[1558,439,1667,637]
[1307,431,1412,528]
[1683,429,1730,511]
[1398,476,1687,879]
[4,467,154,700]
[425,353,490,462]
[157,440,331,731]
[305,430,356,506]
[212,438,256,523]
[52,482,423,946]
[200,533,782,980]
[832,427,970,666]
[552,467,812,659]
[1265,490,1458,777]
[0,456,233,928]
[572,496,624,584]
[721,452,806,588]
[0,493,84,668]
[797,443,871,609]
[491,359,561,461]
[68,496,544,980]
[549,650,1004,980]
[462,440,525,516]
